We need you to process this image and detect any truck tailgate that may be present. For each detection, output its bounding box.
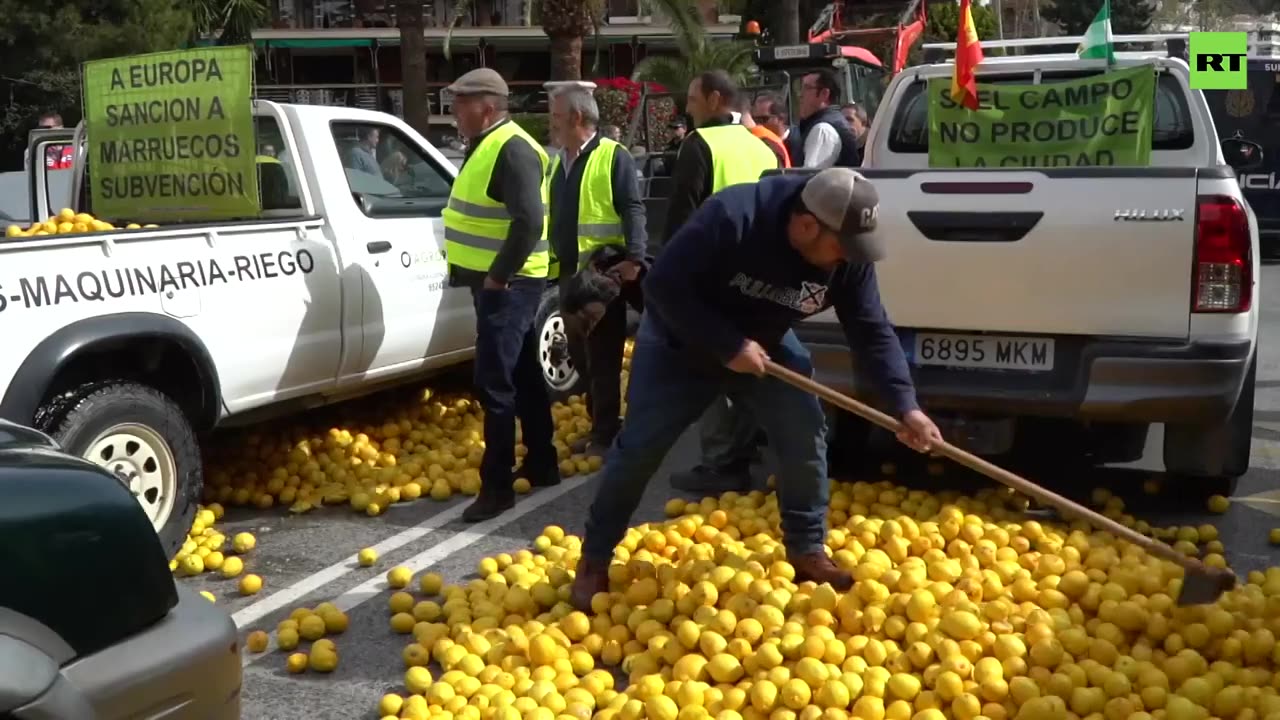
[863,170,1196,340]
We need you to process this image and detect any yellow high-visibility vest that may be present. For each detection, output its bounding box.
[696,124,779,193]
[442,121,551,278]
[547,137,625,279]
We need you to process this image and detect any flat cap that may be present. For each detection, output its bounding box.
[446,68,509,97]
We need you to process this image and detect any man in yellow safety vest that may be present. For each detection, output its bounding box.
[442,68,561,522]
[546,82,648,459]
[662,69,781,497]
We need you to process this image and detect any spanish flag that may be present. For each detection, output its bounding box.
[950,0,984,110]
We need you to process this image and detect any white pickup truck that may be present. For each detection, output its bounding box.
[0,101,579,554]
[799,42,1260,496]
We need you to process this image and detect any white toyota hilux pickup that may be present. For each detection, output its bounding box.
[799,40,1260,497]
[0,101,580,556]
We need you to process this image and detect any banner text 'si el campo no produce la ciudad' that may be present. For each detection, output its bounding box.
[928,64,1155,168]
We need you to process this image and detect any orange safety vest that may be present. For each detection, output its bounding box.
[750,126,791,169]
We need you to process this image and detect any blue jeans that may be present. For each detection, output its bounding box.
[582,317,829,560]
[471,278,557,496]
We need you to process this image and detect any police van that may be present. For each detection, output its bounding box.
[1203,49,1280,255]
[1,100,575,556]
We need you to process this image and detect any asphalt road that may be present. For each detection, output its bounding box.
[183,265,1280,720]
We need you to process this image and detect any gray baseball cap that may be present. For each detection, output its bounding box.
[446,68,509,97]
[799,168,886,263]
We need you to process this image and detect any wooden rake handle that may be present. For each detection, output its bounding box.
[763,360,1208,573]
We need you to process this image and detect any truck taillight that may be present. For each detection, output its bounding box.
[1193,195,1252,313]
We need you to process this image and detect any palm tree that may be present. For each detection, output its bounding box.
[190,0,268,45]
[773,0,801,44]
[541,0,600,80]
[397,0,430,134]
[630,0,755,93]
[444,0,603,81]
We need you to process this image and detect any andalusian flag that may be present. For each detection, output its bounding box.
[1078,0,1116,65]
[950,0,984,110]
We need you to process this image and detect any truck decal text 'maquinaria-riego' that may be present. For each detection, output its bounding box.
[0,249,315,312]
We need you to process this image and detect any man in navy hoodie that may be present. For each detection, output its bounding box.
[569,168,941,609]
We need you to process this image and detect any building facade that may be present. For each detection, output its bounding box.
[249,0,742,144]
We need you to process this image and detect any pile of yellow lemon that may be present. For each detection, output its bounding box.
[170,504,265,598]
[365,481,1280,720]
[247,601,350,673]
[4,208,158,237]
[199,344,631,516]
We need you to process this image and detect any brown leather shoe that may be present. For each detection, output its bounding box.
[791,551,854,591]
[569,557,611,612]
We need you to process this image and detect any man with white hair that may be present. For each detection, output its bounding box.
[547,83,648,458]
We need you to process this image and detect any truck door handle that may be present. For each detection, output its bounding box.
[367,241,392,254]
[906,211,1043,243]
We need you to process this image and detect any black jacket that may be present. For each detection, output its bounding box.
[786,106,862,168]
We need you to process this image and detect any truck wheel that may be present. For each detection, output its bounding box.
[1163,354,1255,498]
[46,382,201,558]
[534,288,588,400]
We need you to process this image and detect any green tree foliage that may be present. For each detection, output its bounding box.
[630,0,756,94]
[191,0,268,46]
[1154,0,1253,31]
[0,0,195,169]
[924,2,999,42]
[1042,0,1153,35]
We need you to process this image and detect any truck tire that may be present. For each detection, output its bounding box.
[45,382,201,559]
[533,287,589,401]
[1162,354,1255,499]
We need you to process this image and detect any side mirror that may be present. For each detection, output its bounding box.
[1222,136,1264,171]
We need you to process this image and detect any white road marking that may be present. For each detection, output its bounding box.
[231,500,470,629]
[241,474,593,666]
[1251,438,1280,470]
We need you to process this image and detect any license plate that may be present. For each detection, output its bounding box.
[913,333,1055,371]
[772,45,812,59]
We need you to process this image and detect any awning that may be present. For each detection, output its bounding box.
[270,38,373,48]
[191,38,371,48]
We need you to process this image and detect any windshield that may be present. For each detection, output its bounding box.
[755,64,888,126]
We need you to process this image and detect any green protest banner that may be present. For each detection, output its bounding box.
[82,46,260,222]
[928,64,1155,168]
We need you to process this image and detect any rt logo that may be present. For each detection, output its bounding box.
[1190,32,1248,90]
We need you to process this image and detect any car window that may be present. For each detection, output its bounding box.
[330,121,453,209]
[255,115,304,215]
[887,70,1194,153]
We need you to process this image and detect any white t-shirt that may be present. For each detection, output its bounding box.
[802,123,842,169]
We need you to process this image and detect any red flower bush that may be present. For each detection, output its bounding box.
[592,76,674,148]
